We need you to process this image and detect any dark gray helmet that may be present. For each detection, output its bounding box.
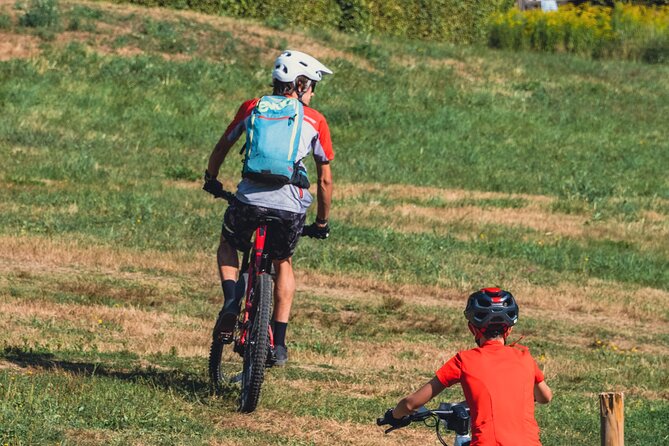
[464,288,519,330]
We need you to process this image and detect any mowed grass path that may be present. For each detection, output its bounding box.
[1,1,668,445]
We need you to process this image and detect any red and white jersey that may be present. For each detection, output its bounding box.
[223,97,334,214]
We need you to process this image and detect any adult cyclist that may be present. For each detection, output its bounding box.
[203,50,334,366]
[379,288,552,445]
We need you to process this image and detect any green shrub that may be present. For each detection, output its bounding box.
[19,0,59,28]
[488,3,669,62]
[0,13,12,29]
[337,0,372,34]
[117,0,515,44]
[642,35,669,63]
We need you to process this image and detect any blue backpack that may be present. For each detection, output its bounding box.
[241,96,308,186]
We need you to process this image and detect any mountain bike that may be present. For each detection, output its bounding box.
[208,189,319,412]
[377,402,471,446]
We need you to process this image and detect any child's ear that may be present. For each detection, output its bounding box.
[503,326,513,341]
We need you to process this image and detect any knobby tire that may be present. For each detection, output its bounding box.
[239,273,272,413]
[208,338,224,393]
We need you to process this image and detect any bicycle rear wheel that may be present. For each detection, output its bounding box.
[239,273,272,412]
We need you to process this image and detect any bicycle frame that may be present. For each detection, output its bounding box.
[208,189,318,411]
[237,222,276,354]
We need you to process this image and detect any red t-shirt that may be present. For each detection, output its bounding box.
[436,340,545,446]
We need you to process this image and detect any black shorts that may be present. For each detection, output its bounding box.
[223,200,306,260]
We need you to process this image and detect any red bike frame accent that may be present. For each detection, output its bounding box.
[239,224,274,348]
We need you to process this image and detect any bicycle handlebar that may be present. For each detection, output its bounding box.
[213,189,237,203]
[377,402,470,435]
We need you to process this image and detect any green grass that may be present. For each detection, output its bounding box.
[1,2,668,445]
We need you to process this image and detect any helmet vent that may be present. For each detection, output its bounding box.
[477,298,491,307]
[299,61,308,67]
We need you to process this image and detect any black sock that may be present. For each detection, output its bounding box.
[272,321,288,347]
[221,280,237,314]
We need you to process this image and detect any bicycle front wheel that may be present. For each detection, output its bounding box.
[239,273,272,413]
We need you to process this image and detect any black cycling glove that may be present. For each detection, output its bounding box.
[303,222,330,239]
[378,408,411,430]
[203,170,224,198]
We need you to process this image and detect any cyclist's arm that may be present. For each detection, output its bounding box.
[206,133,237,178]
[315,162,332,224]
[392,376,446,419]
[207,99,256,178]
[534,380,552,404]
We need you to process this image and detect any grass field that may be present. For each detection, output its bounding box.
[1,0,668,445]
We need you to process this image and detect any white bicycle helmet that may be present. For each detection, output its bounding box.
[272,50,333,83]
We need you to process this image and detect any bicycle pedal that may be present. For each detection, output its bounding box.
[213,331,234,344]
[265,348,277,367]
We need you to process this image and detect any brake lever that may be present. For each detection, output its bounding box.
[376,417,398,434]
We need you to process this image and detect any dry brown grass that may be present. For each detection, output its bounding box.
[334,182,552,204]
[0,32,40,60]
[211,408,432,446]
[0,296,211,356]
[1,234,667,329]
[64,428,114,446]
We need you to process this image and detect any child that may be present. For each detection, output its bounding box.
[379,288,552,445]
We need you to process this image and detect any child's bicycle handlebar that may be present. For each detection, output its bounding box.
[377,402,471,446]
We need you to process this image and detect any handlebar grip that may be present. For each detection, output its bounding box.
[376,417,385,426]
[301,225,313,238]
[219,190,235,202]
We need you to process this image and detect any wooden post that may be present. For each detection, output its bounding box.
[600,392,624,446]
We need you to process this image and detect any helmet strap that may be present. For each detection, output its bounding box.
[295,79,312,102]
[501,326,512,342]
[468,322,485,346]
[469,322,512,346]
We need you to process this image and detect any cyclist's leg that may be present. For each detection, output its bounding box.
[213,202,254,340]
[270,257,294,365]
[265,209,306,365]
[217,233,239,313]
[272,257,295,324]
